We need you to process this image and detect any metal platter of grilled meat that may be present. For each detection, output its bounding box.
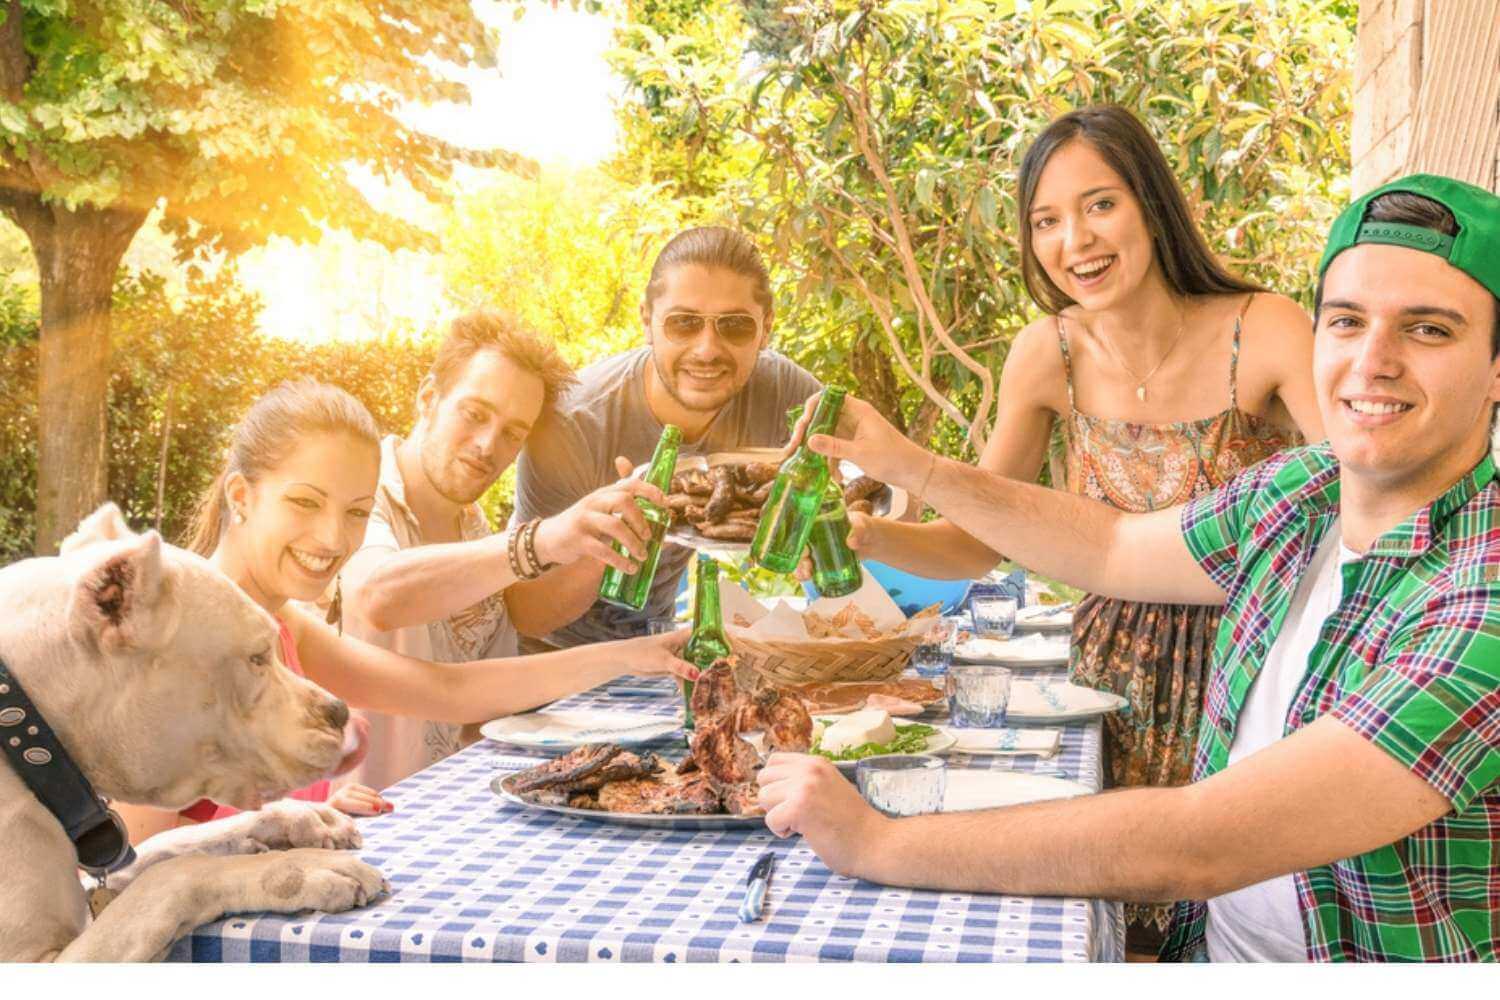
[491,773,766,830]
[661,453,902,555]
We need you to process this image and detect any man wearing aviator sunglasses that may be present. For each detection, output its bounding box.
[506,227,822,650]
[658,310,764,347]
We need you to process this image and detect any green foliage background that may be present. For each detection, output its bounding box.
[0,270,434,562]
[610,0,1355,457]
[0,0,1358,564]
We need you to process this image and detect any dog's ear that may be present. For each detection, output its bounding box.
[59,503,135,555]
[69,531,171,653]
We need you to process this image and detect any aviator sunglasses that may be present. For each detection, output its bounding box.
[659,310,762,347]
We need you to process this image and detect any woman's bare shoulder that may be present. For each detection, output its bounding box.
[999,314,1069,410]
[1005,314,1068,377]
[1240,292,1315,367]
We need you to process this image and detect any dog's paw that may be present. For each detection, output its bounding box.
[246,799,362,851]
[257,849,388,914]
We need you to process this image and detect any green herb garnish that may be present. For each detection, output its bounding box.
[811,722,937,762]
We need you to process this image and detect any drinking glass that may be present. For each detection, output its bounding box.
[855,754,947,817]
[911,617,960,678]
[946,664,1013,728]
[969,594,1018,639]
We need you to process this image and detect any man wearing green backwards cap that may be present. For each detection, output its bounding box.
[759,173,1500,961]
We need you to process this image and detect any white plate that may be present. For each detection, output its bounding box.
[942,769,1092,811]
[1005,680,1127,723]
[955,634,1070,667]
[936,725,1062,757]
[808,718,959,771]
[479,709,681,751]
[1014,605,1073,633]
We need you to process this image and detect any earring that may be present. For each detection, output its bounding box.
[233,509,246,524]
[326,576,343,636]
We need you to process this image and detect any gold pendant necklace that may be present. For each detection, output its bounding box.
[1097,304,1188,403]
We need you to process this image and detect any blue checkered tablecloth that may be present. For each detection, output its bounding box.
[171,671,1124,963]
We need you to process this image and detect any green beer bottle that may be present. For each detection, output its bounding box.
[682,552,732,729]
[752,387,846,573]
[809,482,862,597]
[598,424,682,610]
[785,404,861,598]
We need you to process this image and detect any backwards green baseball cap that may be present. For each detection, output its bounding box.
[1318,173,1500,301]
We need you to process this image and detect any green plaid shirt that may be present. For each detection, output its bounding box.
[1161,443,1500,962]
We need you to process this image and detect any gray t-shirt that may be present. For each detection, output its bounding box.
[513,346,821,647]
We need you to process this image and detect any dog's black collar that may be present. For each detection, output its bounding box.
[0,657,136,875]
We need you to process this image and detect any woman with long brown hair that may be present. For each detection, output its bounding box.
[837,105,1323,957]
[116,379,695,836]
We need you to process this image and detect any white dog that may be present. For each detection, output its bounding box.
[0,505,386,962]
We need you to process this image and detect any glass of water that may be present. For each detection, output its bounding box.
[855,754,947,817]
[969,594,1018,639]
[911,617,960,678]
[946,664,1013,728]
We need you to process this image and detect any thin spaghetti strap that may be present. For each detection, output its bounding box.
[1056,316,1076,414]
[1228,293,1253,412]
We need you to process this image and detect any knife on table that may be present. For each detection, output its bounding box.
[738,850,775,923]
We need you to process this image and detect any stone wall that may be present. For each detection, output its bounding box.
[1352,0,1500,193]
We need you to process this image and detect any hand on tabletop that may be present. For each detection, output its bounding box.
[757,752,888,878]
[533,456,665,573]
[328,782,394,817]
[615,627,699,683]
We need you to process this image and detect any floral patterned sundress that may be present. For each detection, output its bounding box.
[1054,302,1299,952]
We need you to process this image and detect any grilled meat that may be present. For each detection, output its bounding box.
[597,770,721,815]
[792,679,945,715]
[704,466,738,524]
[736,687,813,752]
[737,462,779,485]
[697,521,756,541]
[673,468,714,496]
[689,661,748,725]
[553,750,662,794]
[511,743,621,793]
[719,782,765,817]
[842,475,884,505]
[690,713,762,786]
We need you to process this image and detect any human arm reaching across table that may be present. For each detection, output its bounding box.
[789,392,1225,606]
[343,457,660,636]
[284,604,696,724]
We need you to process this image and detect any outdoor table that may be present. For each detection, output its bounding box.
[171,668,1124,963]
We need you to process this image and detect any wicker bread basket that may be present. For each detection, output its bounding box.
[728,606,939,688]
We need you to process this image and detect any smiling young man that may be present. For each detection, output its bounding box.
[760,175,1500,961]
[338,310,675,789]
[508,227,820,648]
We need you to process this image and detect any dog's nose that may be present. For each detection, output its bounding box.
[318,698,349,732]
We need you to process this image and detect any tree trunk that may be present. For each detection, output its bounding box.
[28,205,145,553]
[154,391,173,532]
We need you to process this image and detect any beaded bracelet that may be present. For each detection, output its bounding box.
[506,524,528,581]
[523,517,555,576]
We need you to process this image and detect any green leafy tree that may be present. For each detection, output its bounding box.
[612,0,1353,458]
[442,167,684,367]
[0,263,437,563]
[0,0,524,551]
